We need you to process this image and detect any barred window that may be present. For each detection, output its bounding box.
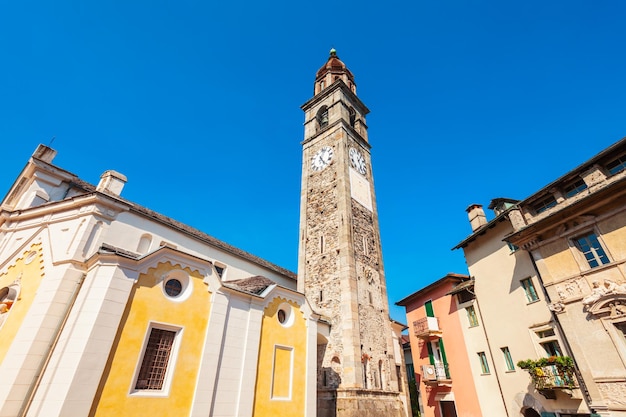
[135,328,176,390]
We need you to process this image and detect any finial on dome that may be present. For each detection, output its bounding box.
[329,48,337,57]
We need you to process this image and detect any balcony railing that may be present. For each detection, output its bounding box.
[533,365,576,390]
[422,363,451,385]
[517,356,577,399]
[412,317,442,339]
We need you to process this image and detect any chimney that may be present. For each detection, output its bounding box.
[466,204,488,231]
[32,144,57,163]
[97,170,127,196]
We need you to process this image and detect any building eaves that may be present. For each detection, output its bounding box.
[98,243,141,260]
[18,155,297,281]
[128,204,297,280]
[452,210,511,250]
[395,273,469,307]
[507,176,626,242]
[445,277,475,296]
[517,136,626,206]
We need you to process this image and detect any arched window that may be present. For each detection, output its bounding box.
[317,106,329,129]
[349,107,356,128]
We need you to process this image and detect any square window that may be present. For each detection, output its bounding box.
[606,154,626,175]
[466,306,479,327]
[478,352,490,374]
[521,278,539,303]
[563,179,588,198]
[501,347,515,371]
[573,232,610,268]
[134,326,179,392]
[533,196,558,214]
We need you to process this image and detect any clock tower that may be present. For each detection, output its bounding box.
[297,50,409,417]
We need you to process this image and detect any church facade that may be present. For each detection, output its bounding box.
[0,52,409,417]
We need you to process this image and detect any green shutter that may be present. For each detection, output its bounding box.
[425,300,434,317]
[426,342,434,365]
[439,339,450,378]
[438,339,448,365]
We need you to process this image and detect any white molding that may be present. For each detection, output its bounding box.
[270,344,294,401]
[129,321,184,398]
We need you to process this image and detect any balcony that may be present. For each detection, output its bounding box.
[412,316,442,339]
[517,356,578,400]
[421,363,451,386]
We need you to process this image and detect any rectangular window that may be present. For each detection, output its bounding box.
[533,195,558,214]
[607,154,626,175]
[536,329,555,338]
[466,306,479,327]
[541,340,562,357]
[521,278,539,303]
[573,232,610,268]
[478,352,490,374]
[564,179,588,198]
[135,328,177,390]
[501,347,515,371]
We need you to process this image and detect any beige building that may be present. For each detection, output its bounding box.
[454,198,590,417]
[507,137,626,416]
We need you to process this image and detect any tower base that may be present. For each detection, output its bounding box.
[318,388,408,417]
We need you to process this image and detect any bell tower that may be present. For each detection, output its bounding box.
[297,50,408,417]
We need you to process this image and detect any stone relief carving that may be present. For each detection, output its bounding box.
[598,382,626,406]
[609,302,626,318]
[582,279,626,308]
[556,278,587,302]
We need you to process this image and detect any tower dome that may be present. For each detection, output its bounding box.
[314,49,357,95]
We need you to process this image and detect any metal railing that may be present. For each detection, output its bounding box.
[533,365,576,389]
[434,363,451,380]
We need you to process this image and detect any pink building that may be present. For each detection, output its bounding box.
[397,274,484,417]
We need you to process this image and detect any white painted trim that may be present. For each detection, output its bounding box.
[129,321,184,398]
[160,269,193,303]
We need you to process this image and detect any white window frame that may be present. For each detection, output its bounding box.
[569,230,611,270]
[129,322,183,397]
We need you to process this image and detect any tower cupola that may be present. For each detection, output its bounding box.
[314,49,357,95]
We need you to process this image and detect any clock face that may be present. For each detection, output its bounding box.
[349,147,367,175]
[311,146,334,171]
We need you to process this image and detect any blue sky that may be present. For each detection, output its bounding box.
[1,1,626,321]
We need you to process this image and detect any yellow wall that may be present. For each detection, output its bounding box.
[253,297,307,417]
[0,243,45,364]
[91,262,211,417]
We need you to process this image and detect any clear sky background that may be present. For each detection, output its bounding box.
[1,1,625,321]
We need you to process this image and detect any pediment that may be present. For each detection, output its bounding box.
[588,294,626,318]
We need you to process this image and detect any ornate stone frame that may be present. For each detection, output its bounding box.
[588,294,626,369]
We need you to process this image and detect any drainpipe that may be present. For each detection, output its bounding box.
[18,273,87,417]
[471,287,510,417]
[528,255,594,412]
